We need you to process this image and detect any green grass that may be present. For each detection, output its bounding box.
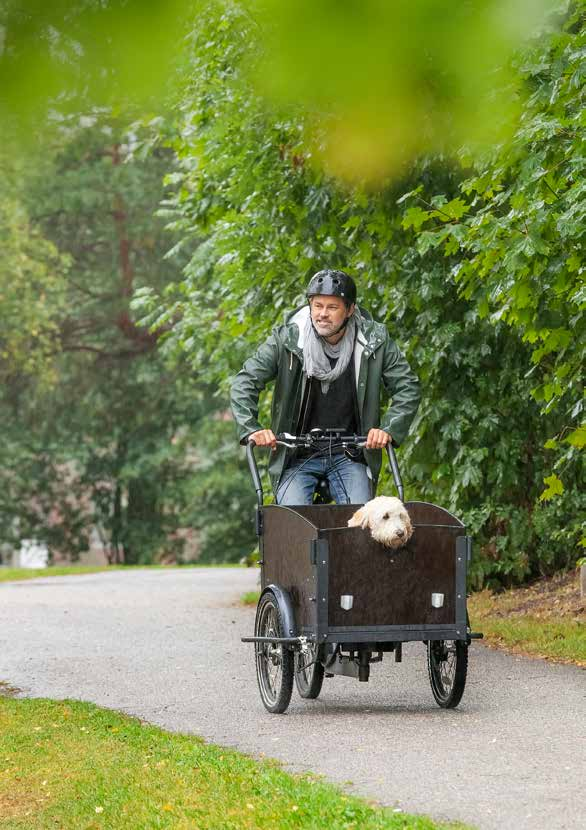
[468,596,585,666]
[0,566,122,583]
[0,697,468,830]
[474,617,586,664]
[0,564,244,584]
[242,590,261,606]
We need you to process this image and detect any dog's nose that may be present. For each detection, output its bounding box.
[396,529,404,538]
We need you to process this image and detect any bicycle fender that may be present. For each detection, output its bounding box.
[261,585,297,639]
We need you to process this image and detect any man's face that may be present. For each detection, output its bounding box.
[309,294,354,339]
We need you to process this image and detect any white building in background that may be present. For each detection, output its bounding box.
[12,539,49,569]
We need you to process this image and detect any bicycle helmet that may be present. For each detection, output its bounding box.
[306,269,357,307]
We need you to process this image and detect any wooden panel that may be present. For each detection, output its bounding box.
[326,499,463,627]
[402,500,464,529]
[262,506,318,632]
[270,500,463,532]
[284,504,359,530]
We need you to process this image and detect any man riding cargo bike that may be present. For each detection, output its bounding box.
[232,270,481,714]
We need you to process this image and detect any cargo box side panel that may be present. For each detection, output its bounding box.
[404,501,465,529]
[289,504,360,530]
[262,506,318,634]
[326,524,459,627]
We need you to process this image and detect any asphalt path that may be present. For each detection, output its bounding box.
[1,568,584,829]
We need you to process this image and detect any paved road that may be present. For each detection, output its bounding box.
[1,569,584,829]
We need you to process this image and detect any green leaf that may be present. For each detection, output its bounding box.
[401,206,429,231]
[566,426,586,449]
[566,252,581,272]
[435,197,469,222]
[539,474,564,502]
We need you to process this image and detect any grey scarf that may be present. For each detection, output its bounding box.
[303,312,357,394]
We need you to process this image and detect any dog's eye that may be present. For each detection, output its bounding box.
[383,513,389,520]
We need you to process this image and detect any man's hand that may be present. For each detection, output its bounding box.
[365,428,391,450]
[249,429,277,450]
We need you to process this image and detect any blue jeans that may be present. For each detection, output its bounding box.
[276,454,372,505]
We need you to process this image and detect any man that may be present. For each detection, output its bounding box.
[230,269,420,504]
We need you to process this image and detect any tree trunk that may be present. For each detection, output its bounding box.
[123,478,160,565]
[111,143,157,350]
[111,480,125,565]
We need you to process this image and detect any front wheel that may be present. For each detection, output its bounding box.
[427,639,468,708]
[294,642,325,699]
[254,591,294,714]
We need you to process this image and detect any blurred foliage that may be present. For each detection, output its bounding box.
[1,0,559,171]
[183,417,257,563]
[0,150,69,384]
[0,0,189,127]
[0,111,257,565]
[252,0,558,182]
[133,0,584,586]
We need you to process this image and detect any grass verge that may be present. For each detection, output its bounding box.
[0,697,467,830]
[242,590,261,606]
[467,613,585,666]
[468,580,585,667]
[0,682,19,698]
[0,564,244,584]
[0,566,123,583]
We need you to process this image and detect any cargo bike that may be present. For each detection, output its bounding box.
[242,430,483,713]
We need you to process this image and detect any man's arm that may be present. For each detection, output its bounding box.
[379,336,421,446]
[230,331,281,445]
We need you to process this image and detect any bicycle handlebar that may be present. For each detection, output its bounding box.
[246,429,404,507]
[273,431,369,449]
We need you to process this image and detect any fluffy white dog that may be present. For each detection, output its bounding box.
[347,496,413,549]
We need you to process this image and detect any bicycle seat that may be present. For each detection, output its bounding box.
[313,477,332,504]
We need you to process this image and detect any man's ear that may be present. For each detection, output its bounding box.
[347,302,355,317]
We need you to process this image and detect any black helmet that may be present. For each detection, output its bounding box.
[306,269,357,306]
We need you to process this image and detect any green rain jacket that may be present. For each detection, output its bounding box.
[230,304,421,495]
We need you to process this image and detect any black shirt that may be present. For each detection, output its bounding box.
[295,357,361,457]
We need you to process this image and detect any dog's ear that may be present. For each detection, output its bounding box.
[403,513,414,541]
[347,507,369,529]
[348,507,366,529]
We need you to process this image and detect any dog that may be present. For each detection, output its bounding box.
[347,496,413,549]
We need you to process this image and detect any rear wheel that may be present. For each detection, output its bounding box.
[427,639,468,708]
[254,591,294,714]
[294,642,325,699]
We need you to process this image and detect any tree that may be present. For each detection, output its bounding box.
[0,150,69,385]
[398,1,585,537]
[0,111,257,563]
[133,0,584,584]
